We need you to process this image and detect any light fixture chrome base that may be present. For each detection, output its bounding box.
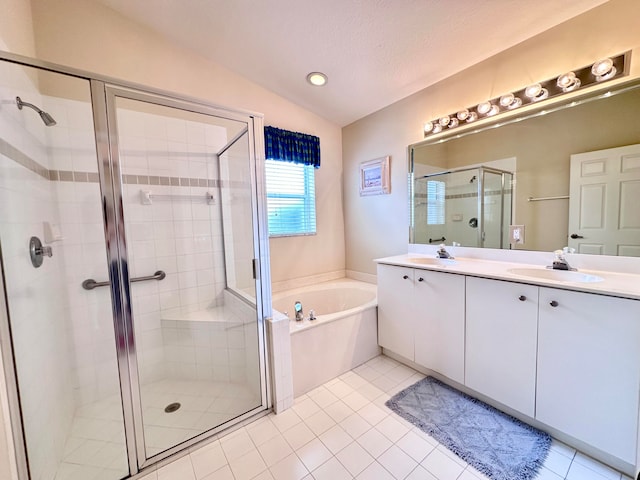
[423,52,629,137]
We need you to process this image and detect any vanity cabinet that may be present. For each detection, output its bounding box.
[536,288,640,464]
[465,277,539,417]
[414,270,465,384]
[376,265,465,382]
[377,259,640,472]
[377,264,416,360]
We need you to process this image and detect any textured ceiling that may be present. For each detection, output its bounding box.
[93,0,608,126]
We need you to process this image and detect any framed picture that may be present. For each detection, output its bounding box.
[359,156,390,196]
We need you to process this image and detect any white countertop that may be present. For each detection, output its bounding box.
[375,254,640,300]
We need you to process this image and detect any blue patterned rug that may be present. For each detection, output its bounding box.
[385,376,550,480]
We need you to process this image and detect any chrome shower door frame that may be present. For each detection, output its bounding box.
[100,84,271,471]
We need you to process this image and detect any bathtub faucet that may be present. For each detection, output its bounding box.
[294,301,304,321]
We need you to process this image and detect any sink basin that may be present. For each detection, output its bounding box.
[507,268,604,283]
[408,257,457,266]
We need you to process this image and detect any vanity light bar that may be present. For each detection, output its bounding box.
[423,52,629,137]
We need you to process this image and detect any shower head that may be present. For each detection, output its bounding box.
[16,96,57,126]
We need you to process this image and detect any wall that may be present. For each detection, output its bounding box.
[343,0,640,275]
[27,0,346,287]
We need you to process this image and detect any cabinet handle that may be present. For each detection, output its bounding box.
[418,277,424,282]
[402,275,409,280]
[550,300,559,307]
[518,295,526,301]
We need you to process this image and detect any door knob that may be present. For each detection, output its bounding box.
[518,295,526,301]
[418,277,424,282]
[550,300,559,307]
[402,275,409,280]
[570,233,584,239]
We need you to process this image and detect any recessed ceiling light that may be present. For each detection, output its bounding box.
[307,72,327,87]
[306,72,328,86]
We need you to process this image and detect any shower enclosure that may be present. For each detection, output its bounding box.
[0,54,270,479]
[412,166,514,248]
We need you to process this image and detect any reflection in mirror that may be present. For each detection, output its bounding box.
[413,166,513,248]
[409,82,640,256]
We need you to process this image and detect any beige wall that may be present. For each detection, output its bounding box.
[343,0,640,275]
[26,0,345,286]
[0,0,35,54]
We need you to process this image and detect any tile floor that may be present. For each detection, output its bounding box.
[136,355,633,480]
[56,379,260,480]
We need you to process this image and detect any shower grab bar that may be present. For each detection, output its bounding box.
[140,190,214,205]
[527,195,569,202]
[429,237,446,243]
[82,270,166,290]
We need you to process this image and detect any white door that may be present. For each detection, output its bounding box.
[569,144,640,256]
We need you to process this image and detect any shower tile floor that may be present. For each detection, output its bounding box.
[55,379,260,480]
[135,355,632,480]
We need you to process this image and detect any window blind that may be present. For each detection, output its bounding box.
[427,180,445,225]
[265,159,316,236]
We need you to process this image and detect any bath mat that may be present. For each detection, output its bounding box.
[385,376,550,480]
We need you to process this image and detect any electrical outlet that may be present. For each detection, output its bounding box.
[509,225,525,244]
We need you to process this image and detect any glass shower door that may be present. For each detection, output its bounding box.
[107,91,266,461]
[0,62,128,480]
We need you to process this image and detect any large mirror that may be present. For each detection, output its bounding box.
[409,81,640,256]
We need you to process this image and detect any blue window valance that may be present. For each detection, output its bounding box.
[264,126,320,168]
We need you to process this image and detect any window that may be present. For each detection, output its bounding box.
[265,159,316,236]
[426,180,445,225]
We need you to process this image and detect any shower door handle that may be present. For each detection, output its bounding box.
[82,270,166,290]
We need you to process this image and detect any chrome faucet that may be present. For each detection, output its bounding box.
[549,248,576,271]
[436,244,454,259]
[294,301,304,321]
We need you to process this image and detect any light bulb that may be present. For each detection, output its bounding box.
[448,118,459,128]
[525,83,548,101]
[557,72,581,92]
[439,116,450,126]
[466,112,478,123]
[507,97,522,109]
[486,105,500,116]
[499,94,515,107]
[525,83,542,98]
[432,124,443,134]
[591,58,614,78]
[477,102,492,115]
[306,72,328,86]
[500,93,522,110]
[424,121,434,133]
[457,109,469,121]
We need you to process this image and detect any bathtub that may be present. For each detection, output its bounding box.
[272,279,380,396]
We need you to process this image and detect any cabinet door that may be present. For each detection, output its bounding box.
[377,264,415,360]
[537,288,640,464]
[465,277,539,416]
[414,270,465,384]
